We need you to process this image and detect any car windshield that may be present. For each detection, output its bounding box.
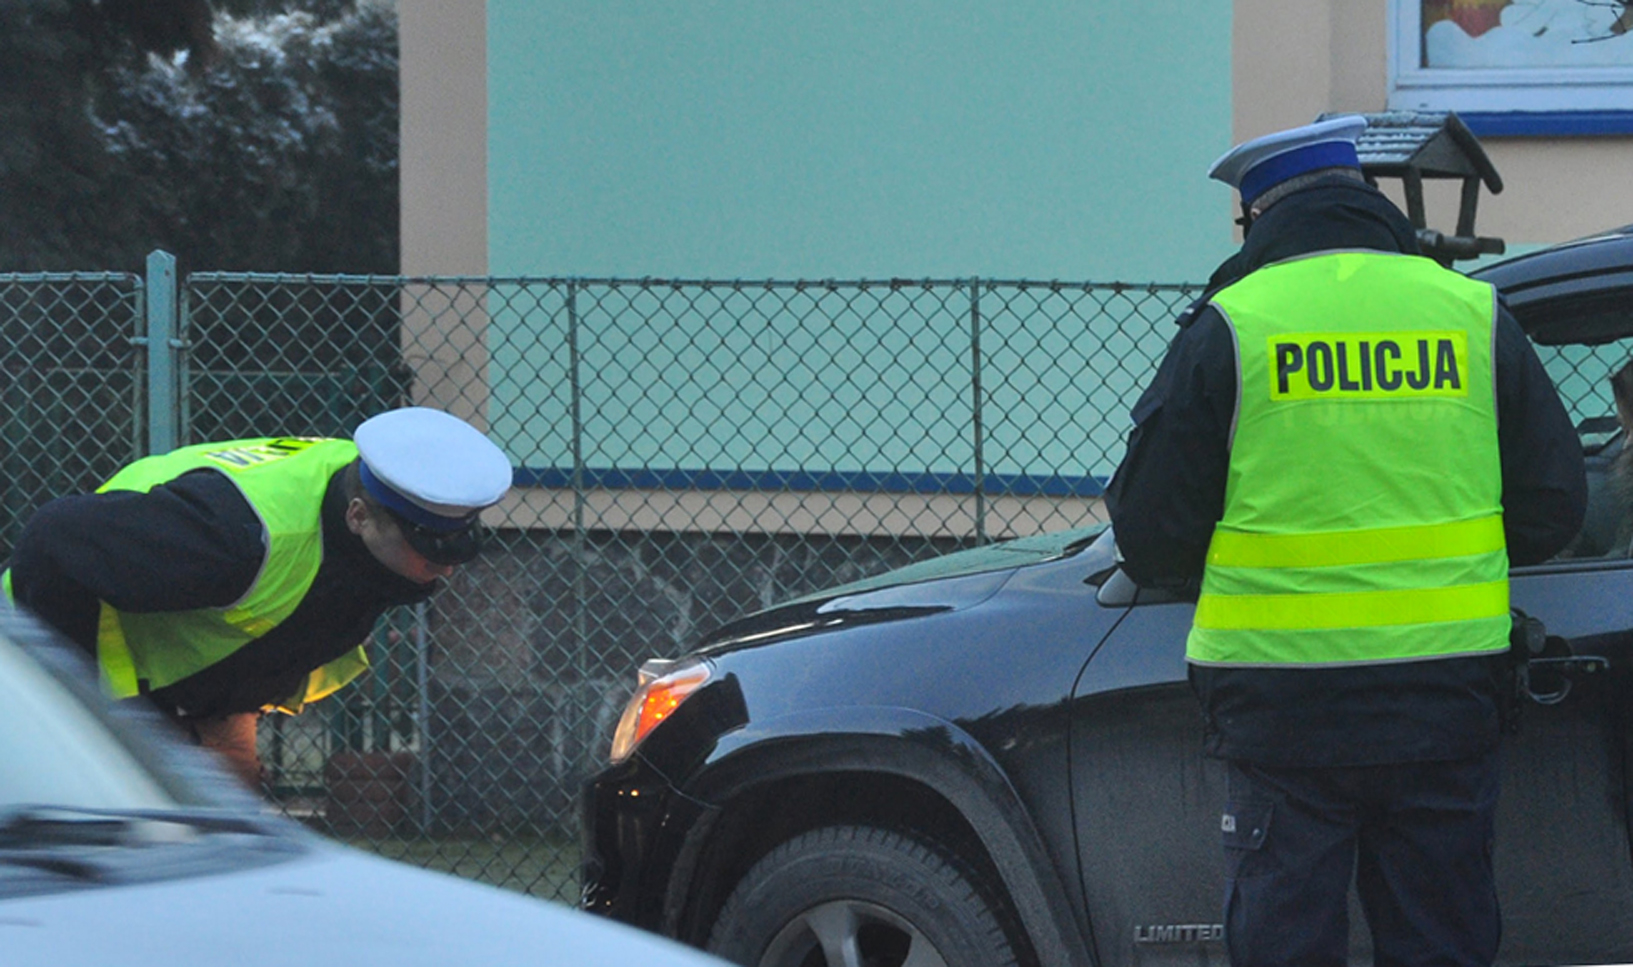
[0,627,179,812]
[0,610,290,900]
[0,606,259,819]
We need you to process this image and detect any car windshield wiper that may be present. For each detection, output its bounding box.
[0,806,291,887]
[0,849,110,881]
[0,804,275,850]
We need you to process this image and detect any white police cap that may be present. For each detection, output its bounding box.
[1208,115,1367,206]
[353,407,512,529]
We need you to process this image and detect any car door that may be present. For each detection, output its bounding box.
[1502,562,1633,962]
[1485,228,1633,962]
[1066,578,1227,967]
[1068,565,1633,967]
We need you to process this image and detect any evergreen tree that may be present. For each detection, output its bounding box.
[0,0,397,273]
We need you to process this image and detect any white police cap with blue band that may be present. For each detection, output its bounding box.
[1208,115,1368,206]
[354,407,512,532]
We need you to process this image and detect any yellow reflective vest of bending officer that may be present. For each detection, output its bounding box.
[21,437,368,712]
[1187,251,1511,669]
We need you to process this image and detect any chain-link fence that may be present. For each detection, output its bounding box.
[2,253,1624,902]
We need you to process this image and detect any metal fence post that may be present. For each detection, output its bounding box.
[415,600,432,833]
[568,281,593,774]
[969,279,986,546]
[144,250,180,455]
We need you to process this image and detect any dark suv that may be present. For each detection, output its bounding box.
[581,226,1633,967]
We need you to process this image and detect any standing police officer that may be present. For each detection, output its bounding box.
[1106,116,1587,967]
[2,407,512,787]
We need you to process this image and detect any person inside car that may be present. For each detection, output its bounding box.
[1559,358,1633,559]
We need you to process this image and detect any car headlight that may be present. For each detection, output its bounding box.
[609,658,712,764]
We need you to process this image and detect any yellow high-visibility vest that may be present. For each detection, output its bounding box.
[85,437,364,710]
[1188,251,1509,668]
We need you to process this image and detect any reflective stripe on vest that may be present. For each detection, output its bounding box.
[94,437,364,702]
[1188,251,1510,668]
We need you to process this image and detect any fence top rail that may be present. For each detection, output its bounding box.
[184,271,1205,293]
[0,271,144,286]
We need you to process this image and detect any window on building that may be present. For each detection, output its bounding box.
[1389,0,1633,133]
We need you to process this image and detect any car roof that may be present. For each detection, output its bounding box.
[1471,225,1633,346]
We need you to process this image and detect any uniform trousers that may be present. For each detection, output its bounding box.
[1221,751,1500,967]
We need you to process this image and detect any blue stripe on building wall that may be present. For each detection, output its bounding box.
[513,467,1107,498]
[1460,112,1633,137]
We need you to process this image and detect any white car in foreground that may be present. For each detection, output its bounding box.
[0,605,728,967]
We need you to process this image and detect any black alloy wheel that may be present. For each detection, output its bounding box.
[706,825,1020,967]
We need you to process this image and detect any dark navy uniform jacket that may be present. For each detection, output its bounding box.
[7,468,435,719]
[1105,178,1587,767]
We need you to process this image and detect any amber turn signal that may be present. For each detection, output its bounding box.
[609,658,711,763]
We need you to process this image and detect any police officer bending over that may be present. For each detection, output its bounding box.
[1107,116,1587,967]
[3,407,513,788]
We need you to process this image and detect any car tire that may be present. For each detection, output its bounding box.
[706,824,1020,967]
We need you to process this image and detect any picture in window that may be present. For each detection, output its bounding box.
[1419,0,1633,69]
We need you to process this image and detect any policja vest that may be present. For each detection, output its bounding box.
[1187,251,1511,668]
[4,437,370,713]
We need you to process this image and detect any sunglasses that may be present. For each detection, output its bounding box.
[385,508,489,566]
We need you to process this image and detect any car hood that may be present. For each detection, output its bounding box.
[697,523,1109,653]
[784,523,1107,606]
[2,837,726,967]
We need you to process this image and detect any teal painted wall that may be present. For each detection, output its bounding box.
[488,1,1236,282]
[484,3,1236,486]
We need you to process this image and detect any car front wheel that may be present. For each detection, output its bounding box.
[706,824,1020,967]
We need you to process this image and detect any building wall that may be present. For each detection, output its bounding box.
[401,1,1631,276]
[398,1,1631,537]
[480,1,1236,283]
[398,1,1234,282]
[399,1,487,277]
